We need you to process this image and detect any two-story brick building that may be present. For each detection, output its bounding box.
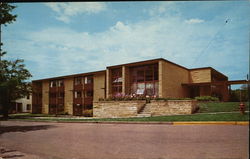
[32,58,246,116]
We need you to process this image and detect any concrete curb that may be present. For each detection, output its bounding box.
[6,119,249,125]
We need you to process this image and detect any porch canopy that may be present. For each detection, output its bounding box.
[182,80,249,86]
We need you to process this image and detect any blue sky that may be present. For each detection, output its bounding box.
[2,1,249,89]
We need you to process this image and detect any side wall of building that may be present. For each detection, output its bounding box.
[42,81,49,114]
[93,72,106,102]
[190,69,211,83]
[64,77,73,115]
[159,60,190,98]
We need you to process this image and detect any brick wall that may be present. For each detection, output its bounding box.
[64,77,73,115]
[93,100,146,118]
[160,60,190,98]
[190,69,211,83]
[42,81,49,114]
[93,72,106,102]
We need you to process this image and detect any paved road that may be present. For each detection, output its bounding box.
[0,121,249,159]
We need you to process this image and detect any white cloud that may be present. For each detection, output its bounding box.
[185,18,205,24]
[7,16,223,79]
[44,2,107,23]
[4,4,248,81]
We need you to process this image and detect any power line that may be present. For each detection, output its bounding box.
[192,18,230,66]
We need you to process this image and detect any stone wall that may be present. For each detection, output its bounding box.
[149,100,197,116]
[93,100,146,118]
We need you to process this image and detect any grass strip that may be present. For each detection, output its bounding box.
[8,112,249,122]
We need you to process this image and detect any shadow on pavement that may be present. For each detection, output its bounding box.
[0,125,56,135]
[2,154,24,158]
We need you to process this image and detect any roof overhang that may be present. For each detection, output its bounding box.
[182,80,249,86]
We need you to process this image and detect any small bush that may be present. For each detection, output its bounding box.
[57,111,69,115]
[154,97,192,101]
[83,109,93,117]
[195,96,219,102]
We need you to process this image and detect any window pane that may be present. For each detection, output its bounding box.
[75,77,82,85]
[137,70,144,82]
[85,90,93,97]
[154,82,159,96]
[85,76,93,84]
[145,83,154,96]
[145,69,153,81]
[136,83,145,95]
[154,66,158,80]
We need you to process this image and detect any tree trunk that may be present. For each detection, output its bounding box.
[2,102,9,120]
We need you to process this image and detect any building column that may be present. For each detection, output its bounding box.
[122,66,126,95]
[222,82,229,102]
[158,61,163,98]
[106,69,111,98]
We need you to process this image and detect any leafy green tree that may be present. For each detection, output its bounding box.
[0,3,32,119]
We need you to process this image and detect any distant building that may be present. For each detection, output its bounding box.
[10,94,32,113]
[32,58,248,116]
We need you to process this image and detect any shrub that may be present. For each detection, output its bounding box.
[195,96,219,102]
[83,109,93,117]
[57,111,69,115]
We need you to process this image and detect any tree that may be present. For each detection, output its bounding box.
[0,3,17,26]
[0,3,32,119]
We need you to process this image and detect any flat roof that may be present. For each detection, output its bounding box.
[190,67,228,79]
[182,80,249,86]
[33,70,105,82]
[33,58,229,82]
[107,58,189,70]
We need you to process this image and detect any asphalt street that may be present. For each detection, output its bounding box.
[0,121,249,159]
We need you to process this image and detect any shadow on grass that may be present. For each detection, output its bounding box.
[0,125,56,135]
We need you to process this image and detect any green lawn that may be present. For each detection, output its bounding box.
[8,112,249,122]
[198,102,249,113]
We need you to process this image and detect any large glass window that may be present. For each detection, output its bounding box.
[111,68,122,96]
[130,64,158,96]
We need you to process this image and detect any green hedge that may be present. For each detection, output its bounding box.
[99,97,192,101]
[195,96,219,102]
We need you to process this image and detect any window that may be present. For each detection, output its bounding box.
[58,92,64,98]
[26,104,31,110]
[111,68,122,96]
[50,80,64,87]
[58,80,64,87]
[50,81,57,87]
[130,64,158,96]
[74,91,82,98]
[75,77,82,85]
[137,70,144,82]
[26,95,30,99]
[85,90,93,97]
[136,83,145,95]
[49,93,57,98]
[145,69,153,81]
[85,76,93,84]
